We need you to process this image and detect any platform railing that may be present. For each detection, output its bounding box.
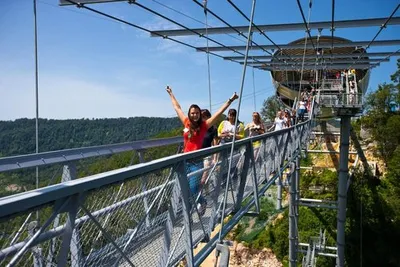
[318,93,363,107]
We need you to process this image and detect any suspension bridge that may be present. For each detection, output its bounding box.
[1,1,399,266]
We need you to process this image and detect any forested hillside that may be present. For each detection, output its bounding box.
[0,117,181,157]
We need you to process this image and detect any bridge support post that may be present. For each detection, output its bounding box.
[57,194,81,267]
[157,207,175,267]
[276,176,282,210]
[45,163,82,267]
[137,150,151,228]
[289,161,297,267]
[295,155,300,216]
[336,116,351,267]
[28,221,43,267]
[209,151,227,232]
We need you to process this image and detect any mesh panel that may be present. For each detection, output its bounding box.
[78,166,176,267]
[0,203,57,266]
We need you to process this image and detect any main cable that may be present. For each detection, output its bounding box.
[296,0,316,50]
[372,47,400,67]
[297,0,314,103]
[226,0,295,65]
[149,0,247,45]
[192,0,273,57]
[330,0,335,57]
[132,1,253,59]
[350,3,400,69]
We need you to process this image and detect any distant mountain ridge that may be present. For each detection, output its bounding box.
[0,117,181,157]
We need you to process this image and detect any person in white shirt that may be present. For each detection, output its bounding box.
[298,101,306,122]
[269,111,286,131]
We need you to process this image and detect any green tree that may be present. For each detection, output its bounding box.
[361,60,400,162]
[260,96,285,122]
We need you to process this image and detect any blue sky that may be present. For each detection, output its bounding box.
[0,0,399,124]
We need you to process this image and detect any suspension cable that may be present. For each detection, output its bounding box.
[150,0,247,45]
[217,1,257,262]
[350,3,400,69]
[296,0,316,50]
[192,0,273,57]
[226,0,295,64]
[132,1,253,59]
[297,0,314,102]
[372,47,400,68]
[203,0,213,112]
[313,29,322,84]
[248,31,257,111]
[252,65,257,111]
[63,0,242,63]
[331,0,335,57]
[33,0,40,223]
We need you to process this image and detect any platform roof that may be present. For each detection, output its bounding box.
[260,63,378,71]
[195,39,400,52]
[244,59,388,66]
[223,52,400,61]
[150,17,400,37]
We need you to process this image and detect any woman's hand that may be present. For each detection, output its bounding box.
[230,92,239,101]
[166,86,172,95]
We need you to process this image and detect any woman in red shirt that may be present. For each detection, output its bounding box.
[166,86,238,214]
[166,86,238,153]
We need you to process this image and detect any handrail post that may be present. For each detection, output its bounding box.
[176,161,194,266]
[234,142,252,212]
[208,151,227,232]
[47,163,82,267]
[137,150,151,228]
[57,193,82,267]
[276,175,282,210]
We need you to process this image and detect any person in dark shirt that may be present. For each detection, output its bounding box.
[201,109,219,148]
[200,109,218,187]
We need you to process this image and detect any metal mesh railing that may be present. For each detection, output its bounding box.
[0,117,313,267]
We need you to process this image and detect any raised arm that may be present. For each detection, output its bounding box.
[268,120,276,132]
[166,86,186,125]
[206,92,239,128]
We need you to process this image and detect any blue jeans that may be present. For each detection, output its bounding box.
[186,161,205,205]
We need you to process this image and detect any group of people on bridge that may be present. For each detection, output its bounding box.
[166,86,266,213]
